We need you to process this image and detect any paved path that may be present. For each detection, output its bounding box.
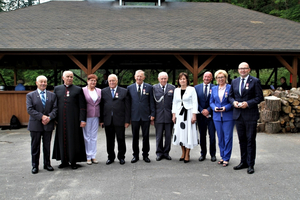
[1,126,300,199]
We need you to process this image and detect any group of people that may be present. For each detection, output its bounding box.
[26,61,264,175]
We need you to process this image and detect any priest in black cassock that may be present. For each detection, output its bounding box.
[52,71,87,169]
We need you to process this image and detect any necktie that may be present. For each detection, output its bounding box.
[138,85,141,98]
[111,89,115,98]
[241,78,245,94]
[162,86,165,93]
[204,84,208,99]
[40,91,46,108]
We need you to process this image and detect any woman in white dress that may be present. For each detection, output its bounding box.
[172,72,198,163]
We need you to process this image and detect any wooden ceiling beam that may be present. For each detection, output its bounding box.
[92,55,111,74]
[67,55,88,74]
[174,55,193,73]
[198,55,216,74]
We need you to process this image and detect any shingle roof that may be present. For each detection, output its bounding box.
[1,1,300,52]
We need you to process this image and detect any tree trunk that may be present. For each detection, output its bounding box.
[265,121,281,133]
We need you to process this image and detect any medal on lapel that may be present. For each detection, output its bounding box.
[143,89,146,95]
[67,91,70,97]
[246,83,249,90]
[116,93,119,98]
[225,92,228,98]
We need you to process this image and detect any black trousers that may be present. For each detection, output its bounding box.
[31,131,52,167]
[131,120,150,158]
[154,122,172,156]
[235,116,257,167]
[105,119,126,160]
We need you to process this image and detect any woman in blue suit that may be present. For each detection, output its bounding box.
[210,70,234,167]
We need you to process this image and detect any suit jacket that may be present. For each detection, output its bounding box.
[228,75,264,121]
[100,86,130,126]
[210,84,233,122]
[172,86,198,115]
[153,83,175,124]
[194,83,215,115]
[26,90,58,132]
[127,82,155,121]
[82,86,101,118]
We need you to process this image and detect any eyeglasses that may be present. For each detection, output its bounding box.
[238,68,249,70]
[216,76,225,79]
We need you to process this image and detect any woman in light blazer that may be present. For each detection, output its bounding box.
[82,74,101,165]
[210,70,234,167]
[172,72,198,163]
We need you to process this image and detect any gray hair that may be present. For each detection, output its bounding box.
[63,71,73,77]
[214,70,228,84]
[36,75,47,82]
[158,72,168,78]
[135,70,145,77]
[108,74,118,80]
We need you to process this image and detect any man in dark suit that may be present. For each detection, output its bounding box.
[26,75,58,174]
[229,62,264,174]
[52,71,87,170]
[127,70,155,163]
[153,72,175,161]
[194,71,216,162]
[100,74,130,165]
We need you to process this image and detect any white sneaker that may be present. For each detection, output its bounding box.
[92,159,98,164]
[87,160,92,165]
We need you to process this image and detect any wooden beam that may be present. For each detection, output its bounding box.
[193,55,198,85]
[198,55,216,74]
[14,68,17,86]
[67,55,88,74]
[292,57,298,88]
[0,54,4,61]
[87,54,92,75]
[276,56,294,74]
[92,55,111,74]
[174,55,193,73]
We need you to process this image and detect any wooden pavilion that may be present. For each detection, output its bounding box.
[0,1,300,125]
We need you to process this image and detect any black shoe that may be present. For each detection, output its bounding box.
[119,159,125,165]
[184,159,190,163]
[71,163,78,169]
[164,155,172,160]
[44,165,54,171]
[106,159,114,165]
[199,156,205,161]
[143,157,151,163]
[233,163,248,170]
[156,155,163,161]
[131,157,139,163]
[247,166,255,174]
[32,167,38,174]
[58,162,69,169]
[211,156,216,162]
[179,157,184,161]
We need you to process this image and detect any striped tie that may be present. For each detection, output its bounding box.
[40,91,46,108]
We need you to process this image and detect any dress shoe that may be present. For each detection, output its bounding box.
[106,159,114,165]
[58,162,69,169]
[211,156,217,162]
[179,157,184,161]
[32,167,38,174]
[247,166,255,174]
[198,156,206,161]
[44,165,54,171]
[71,163,78,169]
[164,155,172,160]
[119,159,125,165]
[156,155,163,161]
[131,157,139,163]
[91,159,98,164]
[87,160,92,165]
[233,163,248,170]
[143,157,151,163]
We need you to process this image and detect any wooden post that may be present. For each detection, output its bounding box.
[14,68,17,86]
[193,55,198,85]
[87,54,92,75]
[292,57,298,88]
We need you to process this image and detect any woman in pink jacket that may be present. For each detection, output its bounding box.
[82,74,101,165]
